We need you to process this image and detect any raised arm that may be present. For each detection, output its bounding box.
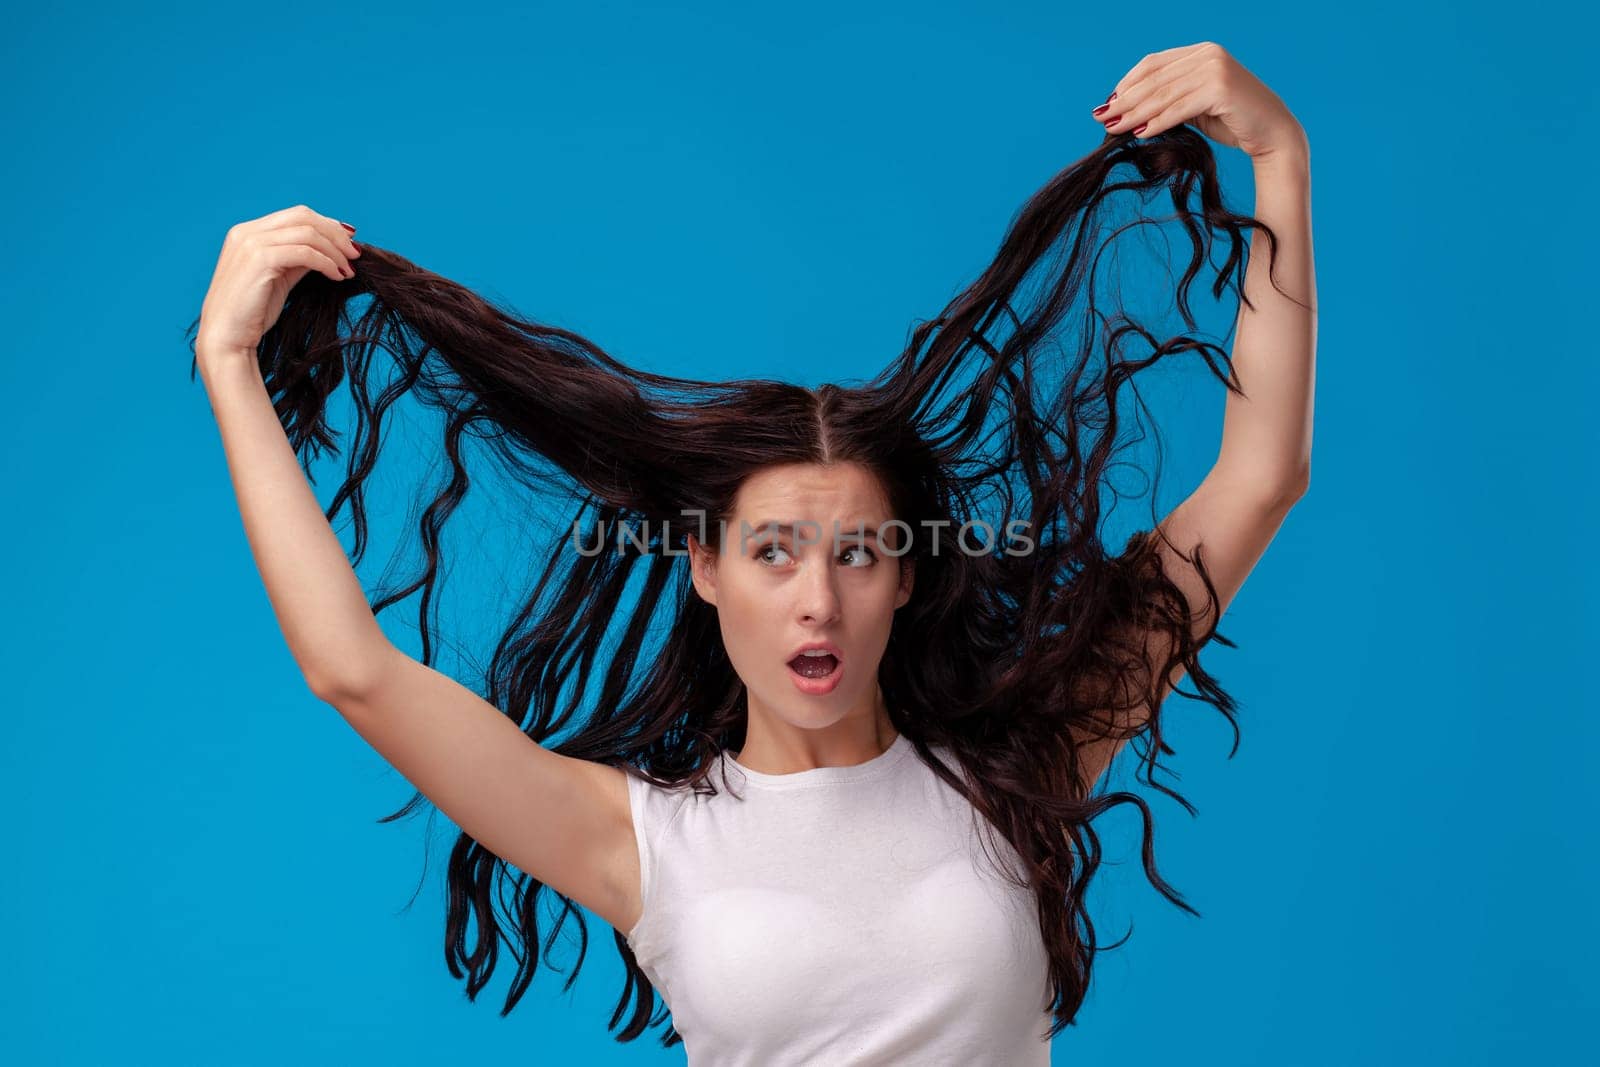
[193,206,640,931]
[1072,45,1317,790]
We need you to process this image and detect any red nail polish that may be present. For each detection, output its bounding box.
[1092,103,1110,116]
[1105,116,1121,128]
[340,222,356,233]
[1132,124,1148,135]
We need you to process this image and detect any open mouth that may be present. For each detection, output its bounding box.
[788,651,841,679]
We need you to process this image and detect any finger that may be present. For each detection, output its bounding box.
[259,241,348,284]
[1096,48,1211,126]
[259,204,362,262]
[288,205,362,262]
[1100,69,1212,136]
[261,224,354,278]
[309,210,362,261]
[253,203,324,230]
[272,223,354,276]
[1104,43,1208,102]
[1124,85,1211,139]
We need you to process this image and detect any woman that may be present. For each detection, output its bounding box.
[189,41,1313,1063]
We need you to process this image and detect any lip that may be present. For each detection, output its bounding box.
[787,640,845,662]
[786,641,845,696]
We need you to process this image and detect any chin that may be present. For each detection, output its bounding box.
[765,690,855,729]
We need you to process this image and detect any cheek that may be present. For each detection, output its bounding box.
[840,577,901,649]
[855,569,903,614]
[714,573,775,672]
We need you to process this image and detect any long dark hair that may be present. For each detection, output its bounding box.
[188,125,1287,1045]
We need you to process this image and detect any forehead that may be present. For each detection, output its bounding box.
[732,462,891,518]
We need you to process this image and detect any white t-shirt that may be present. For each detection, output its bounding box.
[623,731,1055,1065]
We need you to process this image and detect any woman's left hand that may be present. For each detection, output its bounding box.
[1092,42,1307,162]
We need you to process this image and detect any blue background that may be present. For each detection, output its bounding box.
[3,1,1593,1063]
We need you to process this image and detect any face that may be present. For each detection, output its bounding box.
[688,462,914,731]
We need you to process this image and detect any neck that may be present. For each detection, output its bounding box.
[732,684,897,774]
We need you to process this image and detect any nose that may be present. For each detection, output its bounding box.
[796,558,842,626]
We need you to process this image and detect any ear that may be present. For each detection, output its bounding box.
[894,557,914,609]
[687,533,720,607]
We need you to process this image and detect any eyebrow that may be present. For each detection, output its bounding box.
[748,521,882,538]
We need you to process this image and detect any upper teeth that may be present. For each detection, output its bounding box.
[800,650,832,657]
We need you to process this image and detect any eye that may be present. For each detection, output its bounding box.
[757,542,793,565]
[840,544,876,567]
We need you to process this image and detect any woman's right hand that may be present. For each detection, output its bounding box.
[196,204,362,356]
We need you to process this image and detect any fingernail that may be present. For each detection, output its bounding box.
[1092,103,1110,116]
[1105,116,1121,128]
[340,222,357,233]
[1132,124,1149,135]
[1106,91,1117,102]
